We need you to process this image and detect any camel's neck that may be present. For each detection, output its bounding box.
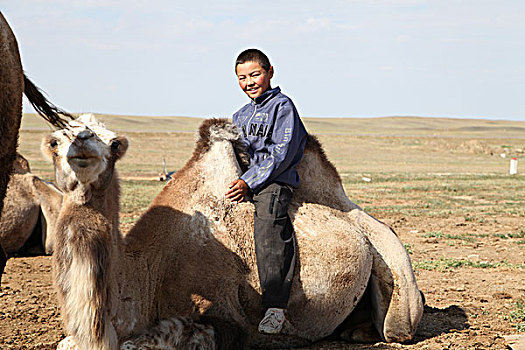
[54,172,121,350]
[66,172,121,236]
[91,173,121,234]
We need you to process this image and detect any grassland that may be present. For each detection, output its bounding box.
[19,113,525,177]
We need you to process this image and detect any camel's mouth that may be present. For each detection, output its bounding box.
[68,155,99,168]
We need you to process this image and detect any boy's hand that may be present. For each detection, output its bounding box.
[226,179,249,203]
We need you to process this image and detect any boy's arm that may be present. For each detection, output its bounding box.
[240,101,306,193]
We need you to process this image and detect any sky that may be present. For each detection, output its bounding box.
[3,0,525,121]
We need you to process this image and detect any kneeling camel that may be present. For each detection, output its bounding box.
[46,115,423,349]
[0,153,63,256]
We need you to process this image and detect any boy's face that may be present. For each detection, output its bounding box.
[236,61,274,99]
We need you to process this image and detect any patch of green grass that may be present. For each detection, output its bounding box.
[121,216,138,224]
[413,258,525,271]
[121,180,165,214]
[345,172,525,219]
[423,231,444,238]
[422,231,476,242]
[404,243,413,255]
[506,297,525,332]
[473,233,489,238]
[510,231,525,239]
[493,231,525,239]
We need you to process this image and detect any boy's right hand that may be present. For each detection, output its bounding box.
[225,179,249,203]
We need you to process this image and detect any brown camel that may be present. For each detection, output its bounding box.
[0,154,63,255]
[0,11,72,284]
[46,115,422,349]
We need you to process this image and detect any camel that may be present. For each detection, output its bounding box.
[0,11,72,285]
[47,114,423,349]
[0,153,63,255]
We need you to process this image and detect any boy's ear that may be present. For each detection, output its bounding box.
[268,66,274,79]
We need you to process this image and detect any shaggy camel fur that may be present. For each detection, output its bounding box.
[0,11,72,284]
[48,115,422,349]
[46,115,216,350]
[0,154,63,255]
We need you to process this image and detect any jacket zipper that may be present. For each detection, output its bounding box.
[245,102,257,134]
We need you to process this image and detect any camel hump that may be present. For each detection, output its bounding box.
[192,118,250,169]
[197,118,241,146]
[304,134,342,183]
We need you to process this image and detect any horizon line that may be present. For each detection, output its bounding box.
[22,112,525,123]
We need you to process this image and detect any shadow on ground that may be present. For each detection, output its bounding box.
[299,304,468,350]
[412,305,468,342]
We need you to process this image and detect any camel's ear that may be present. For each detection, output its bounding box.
[41,134,59,162]
[109,136,129,160]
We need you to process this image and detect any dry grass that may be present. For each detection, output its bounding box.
[19,113,525,177]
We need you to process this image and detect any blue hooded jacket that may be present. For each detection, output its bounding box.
[232,86,307,194]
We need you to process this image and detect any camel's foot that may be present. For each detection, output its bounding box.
[121,317,216,350]
[56,336,78,350]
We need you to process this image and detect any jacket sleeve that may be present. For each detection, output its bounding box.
[240,101,304,192]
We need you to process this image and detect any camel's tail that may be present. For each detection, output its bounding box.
[23,74,74,129]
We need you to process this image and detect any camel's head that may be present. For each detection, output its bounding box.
[41,114,128,202]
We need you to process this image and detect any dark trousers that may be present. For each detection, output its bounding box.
[252,182,296,309]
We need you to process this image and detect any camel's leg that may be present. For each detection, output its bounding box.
[120,317,216,350]
[336,285,381,343]
[348,209,424,343]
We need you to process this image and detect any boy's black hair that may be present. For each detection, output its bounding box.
[235,48,271,72]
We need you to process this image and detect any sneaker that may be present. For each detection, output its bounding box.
[258,308,285,334]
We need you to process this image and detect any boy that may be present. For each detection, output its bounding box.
[225,48,307,334]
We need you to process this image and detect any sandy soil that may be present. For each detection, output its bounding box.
[1,209,523,350]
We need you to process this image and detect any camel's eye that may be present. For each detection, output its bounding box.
[50,139,58,148]
[110,140,121,152]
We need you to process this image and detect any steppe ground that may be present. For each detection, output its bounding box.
[1,114,524,349]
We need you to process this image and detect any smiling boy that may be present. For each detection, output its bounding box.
[225,48,307,334]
